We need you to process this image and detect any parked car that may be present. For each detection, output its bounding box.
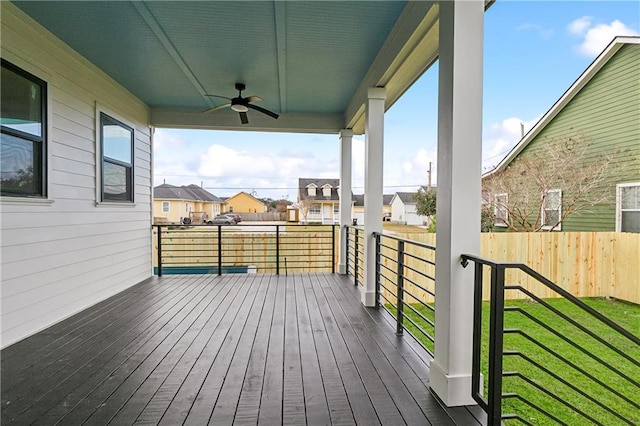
[226,213,242,223]
[382,212,391,221]
[206,214,236,225]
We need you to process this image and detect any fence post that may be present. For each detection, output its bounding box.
[331,224,336,274]
[157,226,163,277]
[396,240,405,335]
[354,228,359,286]
[217,225,222,276]
[487,264,506,425]
[276,224,280,275]
[375,233,381,309]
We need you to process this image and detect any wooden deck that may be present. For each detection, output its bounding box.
[1,273,483,425]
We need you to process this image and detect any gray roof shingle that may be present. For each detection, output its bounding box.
[153,183,222,202]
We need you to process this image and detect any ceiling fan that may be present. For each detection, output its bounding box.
[203,83,279,124]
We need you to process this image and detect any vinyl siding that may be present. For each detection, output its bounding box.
[503,43,640,232]
[1,3,153,347]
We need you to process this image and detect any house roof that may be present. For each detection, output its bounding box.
[153,183,222,202]
[484,36,640,177]
[353,194,394,207]
[10,1,496,134]
[298,178,356,202]
[393,192,417,204]
[226,191,266,206]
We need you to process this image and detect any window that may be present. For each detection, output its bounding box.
[1,59,47,197]
[309,205,321,215]
[101,113,133,202]
[229,205,234,212]
[617,183,640,233]
[494,193,508,227]
[162,201,170,213]
[307,184,316,197]
[322,184,332,197]
[333,204,340,215]
[542,189,562,230]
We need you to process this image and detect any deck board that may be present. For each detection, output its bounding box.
[1,273,481,425]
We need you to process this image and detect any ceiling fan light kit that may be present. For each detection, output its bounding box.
[204,83,279,124]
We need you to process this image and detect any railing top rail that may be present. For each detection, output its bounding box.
[461,253,640,347]
[374,231,436,251]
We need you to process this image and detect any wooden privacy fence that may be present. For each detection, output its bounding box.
[388,232,640,304]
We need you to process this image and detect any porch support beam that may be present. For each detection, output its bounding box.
[362,87,386,306]
[430,0,484,406]
[338,129,354,274]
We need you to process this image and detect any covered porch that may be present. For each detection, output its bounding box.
[1,273,483,425]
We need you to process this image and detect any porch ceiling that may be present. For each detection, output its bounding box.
[13,1,444,134]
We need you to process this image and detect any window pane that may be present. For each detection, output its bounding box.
[1,63,42,137]
[544,209,559,226]
[103,122,132,164]
[0,132,41,196]
[621,186,640,210]
[103,160,131,201]
[621,211,640,233]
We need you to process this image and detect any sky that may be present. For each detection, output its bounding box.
[153,1,640,201]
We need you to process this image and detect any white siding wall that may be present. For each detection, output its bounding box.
[391,197,406,223]
[1,3,153,348]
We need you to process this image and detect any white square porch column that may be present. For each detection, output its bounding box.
[430,0,484,406]
[338,129,353,274]
[362,87,385,306]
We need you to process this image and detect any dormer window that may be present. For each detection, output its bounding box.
[322,184,332,197]
[307,183,317,197]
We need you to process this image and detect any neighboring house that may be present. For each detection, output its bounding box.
[483,36,640,233]
[224,191,267,214]
[153,183,224,224]
[390,191,426,225]
[352,194,394,225]
[298,178,354,224]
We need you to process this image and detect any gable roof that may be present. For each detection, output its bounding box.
[353,194,394,207]
[226,191,267,206]
[485,36,640,177]
[298,178,342,201]
[393,192,417,204]
[153,183,222,202]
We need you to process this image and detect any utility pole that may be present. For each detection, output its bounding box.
[427,161,432,190]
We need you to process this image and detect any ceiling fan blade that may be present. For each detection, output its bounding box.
[245,96,263,103]
[239,111,249,124]
[204,94,232,100]
[203,103,231,114]
[247,103,279,119]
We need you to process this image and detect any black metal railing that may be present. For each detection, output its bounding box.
[375,232,437,356]
[153,224,338,276]
[461,254,640,425]
[345,225,365,286]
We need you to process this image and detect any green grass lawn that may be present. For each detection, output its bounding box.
[388,298,640,425]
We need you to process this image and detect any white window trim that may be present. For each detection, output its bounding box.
[306,183,317,197]
[542,189,562,231]
[616,182,640,232]
[162,201,170,213]
[494,193,508,228]
[94,103,136,207]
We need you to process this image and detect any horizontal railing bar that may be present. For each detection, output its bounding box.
[504,352,634,424]
[401,263,435,281]
[403,251,436,266]
[506,307,640,377]
[510,330,640,408]
[402,301,435,328]
[506,288,640,363]
[402,291,435,312]
[401,276,435,297]
[502,394,566,426]
[376,232,436,251]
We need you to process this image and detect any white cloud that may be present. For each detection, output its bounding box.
[482,116,539,171]
[567,16,593,36]
[516,23,554,40]
[568,17,639,57]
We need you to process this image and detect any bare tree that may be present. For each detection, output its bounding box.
[483,133,622,232]
[297,193,315,224]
